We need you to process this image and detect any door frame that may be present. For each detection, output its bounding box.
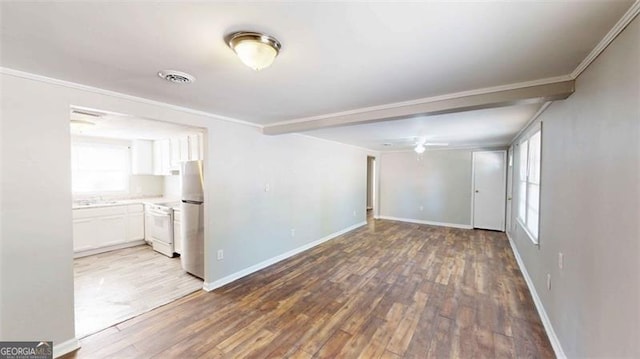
[470,150,507,231]
[506,146,514,234]
[366,155,378,218]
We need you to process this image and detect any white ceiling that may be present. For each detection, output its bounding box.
[70,110,202,140]
[0,1,632,126]
[303,103,543,151]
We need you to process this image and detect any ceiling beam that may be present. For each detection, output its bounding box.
[263,80,574,135]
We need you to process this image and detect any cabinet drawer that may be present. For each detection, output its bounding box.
[127,204,144,214]
[73,206,127,219]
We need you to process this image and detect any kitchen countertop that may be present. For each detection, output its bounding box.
[72,197,180,210]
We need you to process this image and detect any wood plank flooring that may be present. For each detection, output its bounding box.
[65,219,554,358]
[74,245,203,338]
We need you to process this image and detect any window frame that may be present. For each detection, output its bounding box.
[517,125,542,245]
[71,139,131,196]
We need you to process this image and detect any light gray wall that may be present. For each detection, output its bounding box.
[207,123,368,280]
[508,17,639,358]
[0,71,370,350]
[379,150,472,226]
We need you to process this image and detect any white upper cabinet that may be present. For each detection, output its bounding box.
[188,133,203,160]
[152,133,203,175]
[179,136,190,162]
[153,139,172,175]
[170,137,181,169]
[131,140,154,175]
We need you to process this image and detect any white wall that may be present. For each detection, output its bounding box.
[0,70,371,353]
[508,17,639,358]
[163,175,181,199]
[129,175,164,198]
[379,150,473,226]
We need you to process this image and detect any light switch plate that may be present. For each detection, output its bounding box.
[558,252,564,270]
[547,273,551,291]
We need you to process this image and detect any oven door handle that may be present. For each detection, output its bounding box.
[148,209,171,217]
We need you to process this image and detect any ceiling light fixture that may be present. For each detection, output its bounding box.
[414,144,426,154]
[227,31,282,71]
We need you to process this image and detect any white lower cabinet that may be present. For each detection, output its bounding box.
[126,205,145,241]
[72,218,97,252]
[100,214,127,247]
[73,204,145,254]
[173,209,182,255]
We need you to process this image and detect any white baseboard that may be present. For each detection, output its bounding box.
[506,232,566,359]
[74,240,146,258]
[203,221,367,292]
[53,337,80,358]
[378,215,472,229]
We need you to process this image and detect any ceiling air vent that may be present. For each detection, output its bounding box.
[158,70,195,84]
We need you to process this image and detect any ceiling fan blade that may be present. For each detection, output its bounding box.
[424,142,449,146]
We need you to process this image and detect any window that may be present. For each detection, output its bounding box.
[518,129,541,243]
[71,142,129,194]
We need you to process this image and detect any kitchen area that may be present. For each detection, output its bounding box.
[70,108,206,337]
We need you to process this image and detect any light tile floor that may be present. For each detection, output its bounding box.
[74,244,202,337]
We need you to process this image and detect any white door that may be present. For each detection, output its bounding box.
[472,150,506,231]
[506,146,514,234]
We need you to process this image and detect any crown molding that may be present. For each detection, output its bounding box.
[264,2,637,135]
[381,143,509,154]
[265,75,572,129]
[294,133,379,153]
[510,102,551,145]
[3,1,636,138]
[263,79,574,135]
[0,67,262,129]
[570,0,640,79]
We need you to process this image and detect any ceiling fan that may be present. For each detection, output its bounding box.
[381,137,448,153]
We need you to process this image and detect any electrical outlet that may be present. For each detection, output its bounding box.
[217,249,224,260]
[547,273,551,291]
[558,252,564,270]
[419,205,424,211]
[290,229,296,237]
[353,210,357,217]
[264,184,270,192]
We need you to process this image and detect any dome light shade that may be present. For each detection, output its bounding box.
[228,32,281,71]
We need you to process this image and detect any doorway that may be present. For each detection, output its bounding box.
[69,107,207,338]
[506,146,514,235]
[471,150,507,231]
[366,156,376,219]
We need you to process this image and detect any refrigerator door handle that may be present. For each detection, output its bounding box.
[182,200,203,205]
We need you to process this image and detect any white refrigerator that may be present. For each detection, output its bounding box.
[180,160,205,279]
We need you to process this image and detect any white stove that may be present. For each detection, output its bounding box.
[144,202,179,257]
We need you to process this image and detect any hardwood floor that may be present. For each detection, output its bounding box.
[74,245,203,338]
[65,219,554,358]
